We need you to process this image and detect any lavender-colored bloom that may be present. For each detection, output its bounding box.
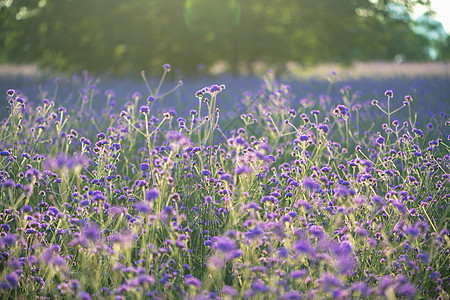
[2,179,15,188]
[412,128,424,137]
[318,124,329,133]
[79,199,90,207]
[4,272,19,289]
[48,206,60,217]
[302,177,320,191]
[210,84,221,93]
[163,64,171,72]
[334,186,351,198]
[213,236,237,253]
[140,163,150,171]
[290,269,307,279]
[294,240,313,254]
[308,225,325,239]
[251,280,269,293]
[247,201,262,211]
[139,105,149,115]
[280,291,302,300]
[376,136,385,145]
[245,226,264,240]
[397,283,416,298]
[145,188,160,201]
[201,169,211,176]
[77,291,91,300]
[222,285,237,296]
[82,224,99,242]
[184,276,202,288]
[1,234,16,247]
[207,255,225,270]
[136,201,152,214]
[385,90,393,97]
[138,274,155,286]
[393,201,408,215]
[6,89,15,96]
[372,195,385,206]
[333,104,350,117]
[317,273,341,292]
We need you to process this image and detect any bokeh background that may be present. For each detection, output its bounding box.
[0,0,449,75]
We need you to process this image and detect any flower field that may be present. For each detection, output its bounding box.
[0,65,449,299]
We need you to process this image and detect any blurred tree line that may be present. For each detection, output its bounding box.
[0,0,447,75]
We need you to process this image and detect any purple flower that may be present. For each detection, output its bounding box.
[2,272,19,290]
[318,273,341,292]
[184,276,202,288]
[79,199,90,207]
[397,283,416,298]
[207,255,225,270]
[302,177,320,191]
[247,201,262,211]
[82,224,99,242]
[163,64,171,72]
[131,91,142,100]
[77,291,91,300]
[139,105,149,115]
[290,269,307,279]
[280,291,302,300]
[393,201,408,215]
[372,195,385,207]
[412,128,424,137]
[245,226,264,240]
[222,285,237,296]
[210,84,221,93]
[136,201,152,214]
[140,163,150,171]
[333,104,350,118]
[145,188,160,201]
[376,136,385,145]
[308,225,325,239]
[385,90,393,97]
[2,179,15,188]
[213,236,237,253]
[138,274,155,286]
[251,280,269,293]
[1,234,16,247]
[294,240,313,254]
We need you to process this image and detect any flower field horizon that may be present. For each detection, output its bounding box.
[0,63,449,299]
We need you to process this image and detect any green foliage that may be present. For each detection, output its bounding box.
[0,0,444,74]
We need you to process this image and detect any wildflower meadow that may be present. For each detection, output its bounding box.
[0,65,449,299]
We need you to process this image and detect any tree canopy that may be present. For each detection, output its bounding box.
[0,0,446,75]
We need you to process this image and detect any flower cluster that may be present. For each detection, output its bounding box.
[0,66,449,299]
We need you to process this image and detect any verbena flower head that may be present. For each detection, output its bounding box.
[385,90,393,98]
[140,163,150,172]
[302,177,320,191]
[213,236,237,253]
[163,64,171,72]
[139,105,150,115]
[376,136,385,145]
[1,272,19,290]
[145,188,160,201]
[289,269,307,279]
[184,276,202,288]
[317,273,342,292]
[333,104,350,118]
